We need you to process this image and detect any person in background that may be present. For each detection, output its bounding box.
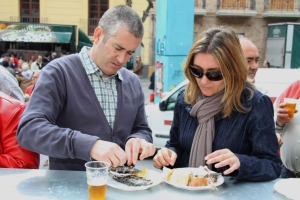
[1,60,15,76]
[30,55,44,72]
[133,55,143,77]
[17,5,155,171]
[0,69,39,169]
[0,66,24,102]
[263,60,270,68]
[274,80,300,178]
[0,53,10,65]
[8,56,17,70]
[149,71,155,91]
[15,62,33,93]
[24,71,41,102]
[50,52,57,61]
[238,35,259,83]
[153,27,281,181]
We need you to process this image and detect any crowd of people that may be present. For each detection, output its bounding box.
[0,5,299,183]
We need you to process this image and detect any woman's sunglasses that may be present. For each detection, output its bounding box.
[189,65,223,81]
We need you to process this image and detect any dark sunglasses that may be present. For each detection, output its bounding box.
[189,65,223,81]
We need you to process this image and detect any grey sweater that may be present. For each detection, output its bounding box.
[17,54,152,171]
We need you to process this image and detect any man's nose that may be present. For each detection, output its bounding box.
[250,61,259,69]
[117,52,128,65]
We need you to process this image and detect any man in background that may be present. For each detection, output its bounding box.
[239,36,259,83]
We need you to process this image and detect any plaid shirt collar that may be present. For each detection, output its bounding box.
[79,46,123,81]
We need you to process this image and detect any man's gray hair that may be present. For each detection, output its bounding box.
[98,5,143,40]
[238,35,256,47]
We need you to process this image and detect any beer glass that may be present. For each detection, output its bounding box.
[85,161,110,200]
[284,98,297,119]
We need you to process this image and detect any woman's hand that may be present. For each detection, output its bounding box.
[153,147,177,169]
[205,148,240,175]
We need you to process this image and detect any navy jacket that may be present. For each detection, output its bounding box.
[17,54,152,171]
[166,87,281,181]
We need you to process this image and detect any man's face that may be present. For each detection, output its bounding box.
[90,26,142,77]
[240,41,259,80]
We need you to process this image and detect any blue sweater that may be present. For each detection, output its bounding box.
[166,88,281,181]
[17,54,152,171]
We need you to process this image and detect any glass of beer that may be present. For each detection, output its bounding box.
[85,161,110,200]
[284,98,297,119]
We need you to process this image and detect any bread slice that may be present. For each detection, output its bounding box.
[188,175,208,187]
[168,168,191,186]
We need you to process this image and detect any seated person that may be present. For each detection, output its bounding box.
[0,91,39,168]
[153,28,281,182]
[274,80,300,178]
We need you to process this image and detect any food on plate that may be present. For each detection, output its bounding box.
[165,168,191,186]
[163,166,221,187]
[109,165,141,176]
[109,165,152,187]
[188,175,208,187]
[112,175,153,186]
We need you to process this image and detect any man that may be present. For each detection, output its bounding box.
[17,5,155,171]
[274,80,300,178]
[239,36,259,83]
[24,70,41,101]
[133,55,144,76]
[30,55,44,72]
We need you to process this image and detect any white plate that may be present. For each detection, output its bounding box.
[107,169,163,191]
[164,167,224,191]
[274,178,300,200]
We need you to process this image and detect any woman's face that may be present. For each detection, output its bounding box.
[192,53,225,97]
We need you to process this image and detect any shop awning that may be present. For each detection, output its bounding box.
[77,28,93,51]
[0,22,75,43]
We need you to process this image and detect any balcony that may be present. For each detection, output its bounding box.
[216,0,257,16]
[194,0,207,15]
[264,0,300,18]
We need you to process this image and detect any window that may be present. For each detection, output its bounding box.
[20,0,40,23]
[88,0,109,35]
[269,0,295,11]
[221,0,247,10]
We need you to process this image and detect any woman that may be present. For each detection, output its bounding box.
[153,28,281,181]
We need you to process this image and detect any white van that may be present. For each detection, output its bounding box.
[145,68,300,149]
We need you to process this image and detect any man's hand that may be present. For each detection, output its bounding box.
[125,138,156,166]
[90,140,127,167]
[276,102,292,126]
[205,148,240,175]
[153,147,177,169]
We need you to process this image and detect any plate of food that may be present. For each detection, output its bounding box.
[107,165,163,191]
[162,166,224,190]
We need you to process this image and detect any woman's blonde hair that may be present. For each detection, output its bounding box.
[184,27,253,117]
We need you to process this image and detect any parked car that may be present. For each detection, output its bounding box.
[146,68,300,149]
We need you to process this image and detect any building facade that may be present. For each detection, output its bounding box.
[0,0,152,66]
[1,0,300,68]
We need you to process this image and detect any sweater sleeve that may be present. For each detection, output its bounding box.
[17,61,99,161]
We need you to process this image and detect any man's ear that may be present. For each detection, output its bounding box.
[93,27,104,43]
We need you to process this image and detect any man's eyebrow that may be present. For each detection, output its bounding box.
[114,43,135,54]
[247,56,260,60]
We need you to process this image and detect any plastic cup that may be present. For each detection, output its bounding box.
[284,98,297,119]
[85,161,110,200]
